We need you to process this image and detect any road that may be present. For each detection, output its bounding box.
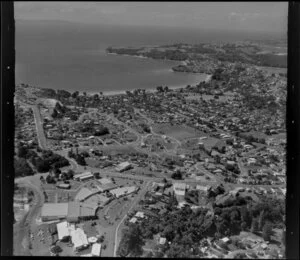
[113,181,151,257]
[31,105,47,150]
[14,177,44,255]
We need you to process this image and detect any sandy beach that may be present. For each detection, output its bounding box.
[87,73,210,97]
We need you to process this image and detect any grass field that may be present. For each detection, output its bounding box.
[144,135,177,151]
[96,145,140,156]
[152,123,205,141]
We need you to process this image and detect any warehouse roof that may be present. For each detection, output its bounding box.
[80,202,98,217]
[98,178,112,185]
[67,202,81,220]
[97,183,117,192]
[74,172,93,180]
[74,188,93,202]
[110,186,137,198]
[41,203,68,218]
[67,201,98,219]
[116,162,132,171]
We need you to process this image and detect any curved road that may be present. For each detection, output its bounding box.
[14,178,44,255]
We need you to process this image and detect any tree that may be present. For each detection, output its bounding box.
[171,170,183,180]
[75,155,86,166]
[145,251,153,258]
[262,222,273,241]
[156,86,164,93]
[57,89,71,99]
[94,125,109,136]
[51,108,58,118]
[17,146,28,158]
[46,174,56,184]
[241,221,247,231]
[93,172,100,179]
[66,169,74,179]
[71,91,79,99]
[36,159,51,173]
[117,225,145,257]
[51,245,62,254]
[93,94,99,100]
[14,158,34,177]
[154,250,164,258]
[258,209,265,230]
[250,218,259,234]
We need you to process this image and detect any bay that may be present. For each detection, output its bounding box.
[15,20,281,93]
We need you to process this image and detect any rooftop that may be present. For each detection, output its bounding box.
[74,188,93,202]
[41,203,69,218]
[91,243,102,256]
[110,186,137,198]
[70,228,89,249]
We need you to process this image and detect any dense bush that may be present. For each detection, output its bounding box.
[31,150,69,173]
[14,157,35,177]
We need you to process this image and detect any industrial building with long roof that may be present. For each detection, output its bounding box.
[41,201,98,222]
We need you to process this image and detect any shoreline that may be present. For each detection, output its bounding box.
[85,51,210,97]
[87,73,211,97]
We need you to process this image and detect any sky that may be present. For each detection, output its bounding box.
[14,2,288,33]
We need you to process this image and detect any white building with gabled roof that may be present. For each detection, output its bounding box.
[70,228,89,251]
[91,243,102,256]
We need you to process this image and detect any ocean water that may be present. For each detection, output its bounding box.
[15,20,282,93]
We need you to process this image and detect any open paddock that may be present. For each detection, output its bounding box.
[85,158,102,168]
[152,123,205,141]
[144,135,177,151]
[96,145,141,156]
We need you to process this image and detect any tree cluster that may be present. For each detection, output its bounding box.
[30,149,70,173]
[14,157,35,177]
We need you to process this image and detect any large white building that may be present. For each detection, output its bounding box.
[115,162,132,172]
[91,243,102,256]
[173,183,187,202]
[173,183,186,196]
[74,172,94,182]
[70,228,89,251]
[110,186,138,198]
[57,221,75,241]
